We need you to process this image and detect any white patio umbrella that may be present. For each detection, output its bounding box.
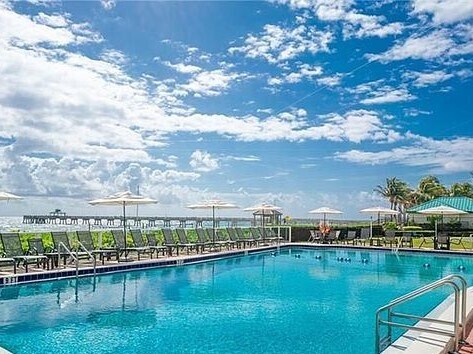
[89,191,157,260]
[309,207,343,229]
[187,199,239,247]
[360,206,400,238]
[417,205,467,237]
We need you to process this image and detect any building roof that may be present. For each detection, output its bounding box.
[407,196,473,213]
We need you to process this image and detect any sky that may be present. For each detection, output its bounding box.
[0,0,473,219]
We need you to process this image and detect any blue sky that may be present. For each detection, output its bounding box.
[1,0,473,219]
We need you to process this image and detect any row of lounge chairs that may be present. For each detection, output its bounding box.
[308,228,414,248]
[0,227,283,273]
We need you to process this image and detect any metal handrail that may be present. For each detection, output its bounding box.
[76,240,97,276]
[57,242,78,277]
[375,274,467,353]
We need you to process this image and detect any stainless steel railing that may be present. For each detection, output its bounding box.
[375,274,467,353]
[57,242,96,278]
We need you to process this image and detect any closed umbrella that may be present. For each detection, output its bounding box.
[309,207,343,232]
[89,191,157,261]
[360,206,399,238]
[187,199,239,249]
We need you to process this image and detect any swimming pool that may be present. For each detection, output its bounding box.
[0,247,471,354]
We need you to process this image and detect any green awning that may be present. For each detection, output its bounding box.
[407,196,473,213]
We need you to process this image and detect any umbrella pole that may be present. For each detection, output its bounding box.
[370,216,373,239]
[123,201,127,261]
[212,205,216,246]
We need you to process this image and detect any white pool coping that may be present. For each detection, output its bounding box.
[382,286,473,354]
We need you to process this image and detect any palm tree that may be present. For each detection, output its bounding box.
[417,175,448,201]
[374,177,411,222]
[450,182,473,198]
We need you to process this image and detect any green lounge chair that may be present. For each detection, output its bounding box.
[175,228,198,255]
[384,230,398,248]
[50,231,91,266]
[195,228,213,252]
[0,232,47,273]
[162,229,178,256]
[226,228,246,249]
[141,231,167,257]
[76,231,118,264]
[111,229,150,260]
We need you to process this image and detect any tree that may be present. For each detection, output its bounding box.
[417,175,448,201]
[374,177,411,222]
[450,182,473,198]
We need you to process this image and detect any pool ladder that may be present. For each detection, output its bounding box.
[375,274,467,353]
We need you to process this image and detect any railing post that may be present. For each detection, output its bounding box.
[375,312,380,354]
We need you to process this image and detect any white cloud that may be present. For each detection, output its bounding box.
[412,0,473,24]
[316,73,343,87]
[189,150,219,172]
[229,24,332,64]
[163,61,202,74]
[335,135,473,173]
[274,0,403,39]
[267,64,323,85]
[405,70,454,87]
[367,28,473,63]
[180,69,247,97]
[360,87,416,105]
[101,0,116,10]
[226,155,261,162]
[34,12,69,28]
[0,2,101,46]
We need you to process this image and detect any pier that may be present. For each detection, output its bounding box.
[22,214,254,228]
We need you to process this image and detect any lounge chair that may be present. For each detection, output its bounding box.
[110,229,150,260]
[76,230,118,264]
[27,238,53,270]
[205,228,228,250]
[0,256,16,274]
[342,231,357,245]
[449,233,468,250]
[236,228,256,247]
[175,228,198,255]
[249,228,263,246]
[0,232,47,273]
[436,233,450,250]
[218,229,235,249]
[129,229,154,259]
[227,228,247,249]
[143,232,168,257]
[418,233,435,249]
[384,230,398,248]
[325,230,340,244]
[400,232,413,248]
[258,227,275,244]
[355,228,371,246]
[308,230,322,243]
[50,231,91,266]
[195,228,214,252]
[162,229,178,256]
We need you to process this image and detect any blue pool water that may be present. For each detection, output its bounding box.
[0,248,472,354]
